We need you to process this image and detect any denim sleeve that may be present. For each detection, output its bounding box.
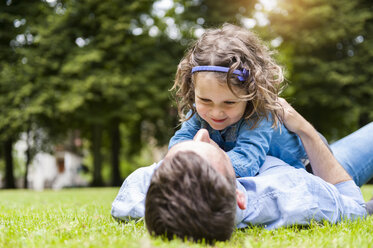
[168,112,201,149]
[227,119,273,177]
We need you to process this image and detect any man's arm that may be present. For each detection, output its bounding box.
[278,98,351,184]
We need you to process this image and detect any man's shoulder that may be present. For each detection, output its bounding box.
[111,162,160,221]
[258,156,290,173]
[117,162,160,193]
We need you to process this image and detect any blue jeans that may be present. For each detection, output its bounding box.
[330,122,373,187]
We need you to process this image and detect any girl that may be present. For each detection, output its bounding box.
[169,23,308,177]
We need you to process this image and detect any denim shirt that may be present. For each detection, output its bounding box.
[110,157,367,228]
[169,113,308,177]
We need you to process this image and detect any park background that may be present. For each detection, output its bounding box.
[1,0,372,189]
[1,1,373,247]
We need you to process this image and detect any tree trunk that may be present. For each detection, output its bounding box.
[111,119,122,186]
[4,138,15,189]
[24,128,31,189]
[91,124,103,186]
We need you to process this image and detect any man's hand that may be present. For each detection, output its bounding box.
[278,98,351,184]
[278,98,310,135]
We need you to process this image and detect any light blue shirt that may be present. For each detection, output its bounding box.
[235,156,366,229]
[111,157,367,228]
[169,113,307,177]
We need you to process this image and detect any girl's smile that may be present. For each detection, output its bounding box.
[211,117,228,123]
[194,72,247,130]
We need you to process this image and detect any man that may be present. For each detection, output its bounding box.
[111,99,373,242]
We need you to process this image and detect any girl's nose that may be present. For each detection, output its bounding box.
[210,107,224,118]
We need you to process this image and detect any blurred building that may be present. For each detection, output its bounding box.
[27,150,88,190]
[14,131,88,190]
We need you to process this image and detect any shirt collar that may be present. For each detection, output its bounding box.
[234,180,247,227]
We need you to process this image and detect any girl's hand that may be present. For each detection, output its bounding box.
[278,98,308,134]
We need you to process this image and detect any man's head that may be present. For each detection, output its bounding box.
[145,130,246,243]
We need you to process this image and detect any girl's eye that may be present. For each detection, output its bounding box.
[199,98,211,103]
[225,101,236,105]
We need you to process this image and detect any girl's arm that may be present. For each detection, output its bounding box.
[227,119,273,177]
[168,113,202,149]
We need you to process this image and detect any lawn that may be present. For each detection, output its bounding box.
[1,186,373,248]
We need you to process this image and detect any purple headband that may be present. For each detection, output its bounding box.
[191,66,250,82]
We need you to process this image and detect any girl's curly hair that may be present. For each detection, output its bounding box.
[171,23,285,129]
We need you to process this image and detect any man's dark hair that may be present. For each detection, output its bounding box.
[145,150,237,243]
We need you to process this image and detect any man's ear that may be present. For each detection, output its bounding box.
[236,189,246,210]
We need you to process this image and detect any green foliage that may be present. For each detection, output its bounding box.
[0,186,372,247]
[0,0,262,184]
[268,0,373,139]
[0,1,39,140]
[2,0,372,184]
[0,0,184,184]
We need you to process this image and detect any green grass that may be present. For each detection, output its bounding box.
[1,186,373,248]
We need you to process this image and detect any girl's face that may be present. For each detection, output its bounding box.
[194,72,247,130]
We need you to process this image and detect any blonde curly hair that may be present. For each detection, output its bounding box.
[171,23,285,129]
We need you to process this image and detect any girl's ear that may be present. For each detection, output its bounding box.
[236,189,246,210]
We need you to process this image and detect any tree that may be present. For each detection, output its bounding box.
[268,0,373,139]
[28,0,185,185]
[1,0,264,187]
[0,0,45,188]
